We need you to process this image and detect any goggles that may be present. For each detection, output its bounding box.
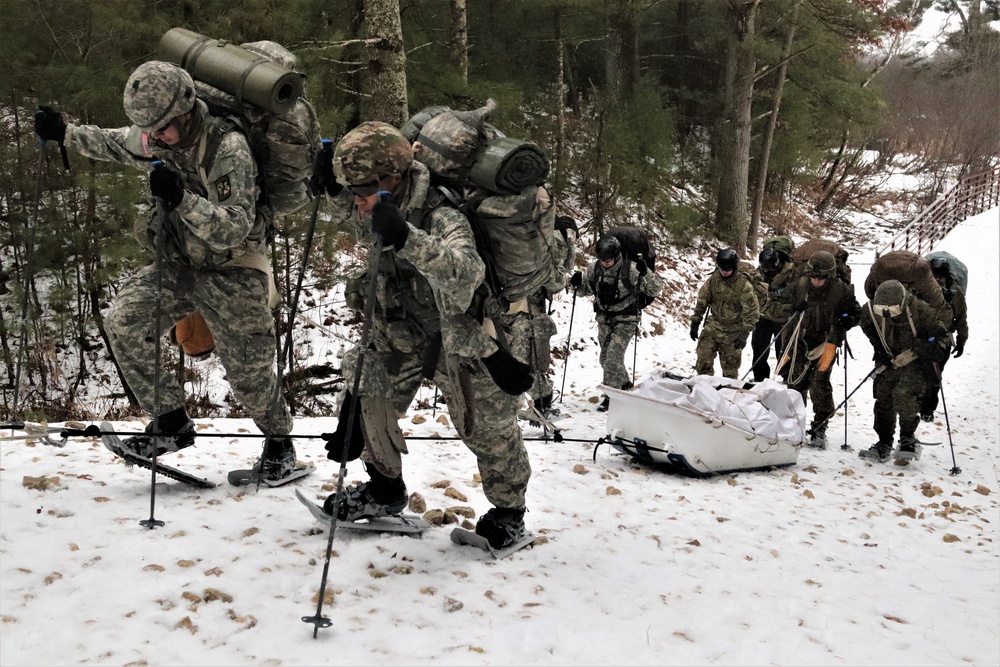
[348,179,382,198]
[877,304,903,318]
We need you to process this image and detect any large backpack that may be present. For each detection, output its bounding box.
[925,250,969,292]
[401,100,557,307]
[865,250,945,311]
[158,29,322,220]
[792,238,852,284]
[606,225,657,271]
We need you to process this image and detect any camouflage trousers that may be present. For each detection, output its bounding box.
[872,361,929,443]
[750,319,784,382]
[501,307,557,401]
[342,341,530,510]
[597,314,639,389]
[695,324,745,379]
[106,264,292,436]
[784,362,835,431]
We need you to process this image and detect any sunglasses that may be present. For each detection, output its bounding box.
[348,179,382,198]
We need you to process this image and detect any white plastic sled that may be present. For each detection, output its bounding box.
[602,374,806,477]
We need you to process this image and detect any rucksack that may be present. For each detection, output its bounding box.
[792,238,852,284]
[762,235,795,259]
[925,251,969,292]
[606,225,657,271]
[158,29,322,219]
[402,100,557,307]
[865,250,945,311]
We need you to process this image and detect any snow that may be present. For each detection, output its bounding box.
[2,209,998,666]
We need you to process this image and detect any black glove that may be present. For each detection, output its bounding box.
[371,198,409,250]
[689,321,700,342]
[308,138,342,197]
[915,337,947,363]
[635,259,648,276]
[34,106,67,144]
[733,331,749,348]
[873,348,892,368]
[953,341,964,358]
[791,301,808,314]
[149,164,184,211]
[482,347,533,396]
[323,391,365,462]
[570,271,583,289]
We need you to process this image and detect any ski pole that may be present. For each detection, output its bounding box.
[256,188,323,490]
[558,286,577,403]
[841,340,850,451]
[934,362,960,475]
[812,365,879,435]
[141,186,169,530]
[303,193,387,638]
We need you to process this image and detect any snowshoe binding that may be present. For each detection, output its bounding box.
[295,489,429,534]
[858,441,893,463]
[227,438,314,487]
[99,421,214,488]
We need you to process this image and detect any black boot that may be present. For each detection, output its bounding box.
[596,395,610,412]
[475,507,526,549]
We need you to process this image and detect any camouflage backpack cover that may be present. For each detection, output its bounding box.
[159,33,322,219]
[401,100,557,307]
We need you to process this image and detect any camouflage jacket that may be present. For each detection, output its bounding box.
[691,270,759,333]
[778,275,861,349]
[338,162,492,360]
[578,255,664,320]
[859,293,947,358]
[944,285,969,347]
[66,100,265,267]
[756,260,795,323]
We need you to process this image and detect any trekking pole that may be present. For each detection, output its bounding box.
[11,142,47,425]
[812,365,880,436]
[631,308,640,386]
[303,193,388,638]
[558,286,577,403]
[841,340,850,451]
[739,316,798,382]
[255,191,323,491]
[934,362,960,475]
[140,177,170,530]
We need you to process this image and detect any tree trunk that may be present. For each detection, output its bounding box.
[448,0,469,85]
[364,0,408,126]
[714,0,760,251]
[553,5,567,191]
[748,0,799,251]
[607,0,639,111]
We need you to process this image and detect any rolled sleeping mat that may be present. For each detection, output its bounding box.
[469,136,550,194]
[157,27,303,114]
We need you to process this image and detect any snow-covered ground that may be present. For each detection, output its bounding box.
[1,208,997,666]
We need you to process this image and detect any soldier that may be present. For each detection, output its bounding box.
[919,256,969,421]
[749,241,795,382]
[774,251,861,448]
[858,280,948,462]
[689,249,759,379]
[33,62,298,483]
[310,122,533,550]
[571,234,663,411]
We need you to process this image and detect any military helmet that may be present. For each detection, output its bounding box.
[807,250,837,278]
[716,248,738,272]
[123,61,197,132]
[929,256,951,279]
[333,121,414,185]
[874,279,906,307]
[758,246,781,272]
[596,235,622,261]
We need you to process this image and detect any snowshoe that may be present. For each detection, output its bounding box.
[326,480,408,522]
[474,507,527,550]
[295,489,429,534]
[99,421,214,489]
[894,437,922,461]
[596,395,610,412]
[227,440,314,487]
[858,441,893,463]
[120,420,196,458]
[450,526,536,559]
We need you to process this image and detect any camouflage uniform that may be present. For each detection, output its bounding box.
[691,270,759,378]
[919,278,969,417]
[65,90,291,438]
[775,274,861,435]
[859,285,947,447]
[577,255,664,389]
[336,159,530,510]
[749,258,795,382]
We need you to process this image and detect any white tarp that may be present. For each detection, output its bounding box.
[633,374,807,443]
